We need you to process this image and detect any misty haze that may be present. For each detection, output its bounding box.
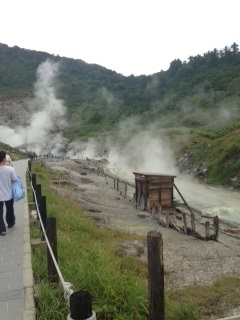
[0,48,240,227]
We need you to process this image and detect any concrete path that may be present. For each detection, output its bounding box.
[0,159,35,320]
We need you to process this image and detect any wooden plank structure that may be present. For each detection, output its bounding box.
[133,172,177,211]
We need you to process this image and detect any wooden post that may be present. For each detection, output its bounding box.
[213,216,219,240]
[173,211,176,224]
[158,204,161,215]
[125,184,127,197]
[147,198,151,212]
[32,174,36,202]
[35,184,42,220]
[133,193,136,206]
[46,218,59,283]
[69,291,93,320]
[140,196,145,211]
[166,212,169,227]
[205,221,210,240]
[183,212,187,233]
[114,179,116,190]
[35,184,42,200]
[135,179,138,208]
[152,205,156,218]
[27,163,31,185]
[191,213,196,233]
[28,159,31,174]
[32,173,36,189]
[147,230,164,320]
[117,179,119,191]
[39,196,47,240]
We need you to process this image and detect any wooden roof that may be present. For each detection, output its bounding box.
[133,171,177,177]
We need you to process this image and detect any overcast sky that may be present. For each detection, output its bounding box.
[1,0,240,76]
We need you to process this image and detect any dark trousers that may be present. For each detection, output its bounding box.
[0,199,15,232]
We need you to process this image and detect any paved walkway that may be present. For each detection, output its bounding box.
[0,159,35,320]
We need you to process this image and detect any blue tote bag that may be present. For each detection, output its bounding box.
[12,176,25,202]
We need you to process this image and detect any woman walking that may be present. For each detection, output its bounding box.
[0,150,17,235]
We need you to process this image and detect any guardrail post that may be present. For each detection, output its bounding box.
[46,217,59,283]
[28,159,32,179]
[67,291,96,320]
[147,230,164,320]
[32,173,36,188]
[39,196,47,240]
[191,213,196,233]
[35,184,42,201]
[35,184,42,221]
[32,174,36,202]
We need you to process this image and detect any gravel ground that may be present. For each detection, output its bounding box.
[43,158,240,295]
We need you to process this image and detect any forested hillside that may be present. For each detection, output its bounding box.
[0,42,240,187]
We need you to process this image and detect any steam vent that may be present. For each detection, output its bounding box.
[133,172,177,211]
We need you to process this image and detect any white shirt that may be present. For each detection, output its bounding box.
[0,165,17,201]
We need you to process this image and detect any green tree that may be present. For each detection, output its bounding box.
[227,78,240,95]
[231,42,239,65]
[168,59,182,76]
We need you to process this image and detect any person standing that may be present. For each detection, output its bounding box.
[5,154,13,166]
[0,150,17,236]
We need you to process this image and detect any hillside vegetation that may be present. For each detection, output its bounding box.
[0,141,26,160]
[0,42,240,187]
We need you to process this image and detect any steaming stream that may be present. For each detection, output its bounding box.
[175,177,240,227]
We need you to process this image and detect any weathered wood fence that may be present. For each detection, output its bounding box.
[109,174,219,242]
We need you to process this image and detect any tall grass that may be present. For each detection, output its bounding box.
[29,162,240,319]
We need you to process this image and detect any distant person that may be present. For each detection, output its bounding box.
[5,154,13,166]
[0,150,17,236]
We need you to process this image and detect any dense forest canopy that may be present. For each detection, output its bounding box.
[1,42,240,134]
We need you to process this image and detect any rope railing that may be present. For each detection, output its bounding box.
[27,161,96,320]
[30,172,74,302]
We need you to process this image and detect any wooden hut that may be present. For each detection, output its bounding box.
[133,172,177,211]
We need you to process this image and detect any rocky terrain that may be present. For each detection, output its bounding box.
[0,92,36,128]
[177,148,240,190]
[41,157,240,304]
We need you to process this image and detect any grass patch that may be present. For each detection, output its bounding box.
[169,277,240,319]
[35,282,69,320]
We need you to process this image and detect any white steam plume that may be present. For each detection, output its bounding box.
[82,115,177,183]
[106,132,178,183]
[0,59,68,154]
